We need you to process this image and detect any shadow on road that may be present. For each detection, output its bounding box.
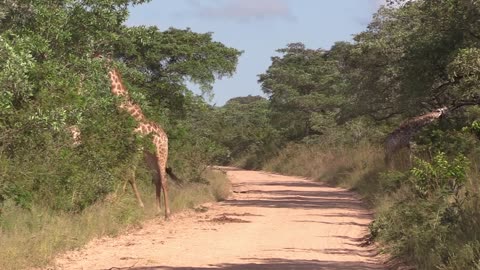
[224,198,365,211]
[226,179,368,214]
[110,257,383,270]
[294,220,368,227]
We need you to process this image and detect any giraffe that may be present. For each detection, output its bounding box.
[108,68,171,219]
[384,107,448,169]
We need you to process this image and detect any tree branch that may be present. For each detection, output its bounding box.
[451,98,480,111]
[369,111,402,121]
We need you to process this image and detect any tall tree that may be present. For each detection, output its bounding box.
[259,43,347,141]
[339,0,480,122]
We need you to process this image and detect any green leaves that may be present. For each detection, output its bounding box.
[115,26,242,109]
[411,153,469,198]
[0,0,241,211]
[259,43,347,141]
[448,48,480,85]
[337,0,480,121]
[0,34,35,113]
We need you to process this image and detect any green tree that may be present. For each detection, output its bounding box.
[339,0,480,121]
[114,26,241,120]
[223,96,276,160]
[259,43,347,141]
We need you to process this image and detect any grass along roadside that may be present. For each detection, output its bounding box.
[0,170,230,270]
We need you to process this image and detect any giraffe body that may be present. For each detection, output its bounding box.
[384,107,447,168]
[109,69,171,219]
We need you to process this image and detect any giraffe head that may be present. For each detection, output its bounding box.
[436,106,449,118]
[437,106,448,114]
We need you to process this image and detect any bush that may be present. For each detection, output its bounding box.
[372,153,480,269]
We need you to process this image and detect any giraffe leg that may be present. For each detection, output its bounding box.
[154,176,162,214]
[143,151,162,213]
[385,148,396,170]
[122,174,129,194]
[159,168,171,219]
[120,168,145,208]
[118,169,131,199]
[407,143,413,168]
[128,172,144,208]
[384,153,391,169]
[127,150,146,208]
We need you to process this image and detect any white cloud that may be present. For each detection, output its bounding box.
[186,0,295,22]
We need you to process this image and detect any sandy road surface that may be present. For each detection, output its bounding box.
[53,168,385,270]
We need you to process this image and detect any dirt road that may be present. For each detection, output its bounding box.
[53,168,385,270]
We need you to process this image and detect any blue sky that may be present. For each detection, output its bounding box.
[127,0,384,106]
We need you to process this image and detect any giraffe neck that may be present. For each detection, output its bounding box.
[397,111,442,134]
[386,109,444,151]
[107,68,167,141]
[109,69,147,123]
[119,100,146,122]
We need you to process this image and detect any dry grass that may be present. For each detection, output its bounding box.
[263,143,385,204]
[0,169,230,270]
